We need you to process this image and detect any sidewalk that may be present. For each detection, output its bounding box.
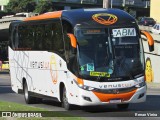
[147,82,160,90]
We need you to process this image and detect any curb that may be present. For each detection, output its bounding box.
[147,82,160,90]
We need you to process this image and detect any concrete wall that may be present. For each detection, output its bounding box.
[150,0,160,23]
[140,25,160,83]
[143,40,160,83]
[139,24,160,83]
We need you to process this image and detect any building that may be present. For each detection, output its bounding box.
[0,0,151,18]
[0,0,9,11]
[53,0,150,18]
[150,0,160,23]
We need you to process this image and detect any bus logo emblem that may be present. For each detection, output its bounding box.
[92,13,118,25]
[50,55,58,84]
[113,89,119,94]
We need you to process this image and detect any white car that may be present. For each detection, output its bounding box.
[151,23,160,34]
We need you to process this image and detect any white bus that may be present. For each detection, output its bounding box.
[9,8,154,110]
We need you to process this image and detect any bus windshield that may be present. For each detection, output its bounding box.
[75,27,144,81]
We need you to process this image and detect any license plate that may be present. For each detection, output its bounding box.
[109,99,121,103]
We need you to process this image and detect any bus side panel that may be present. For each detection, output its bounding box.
[9,47,31,93]
[9,46,78,102]
[14,50,68,101]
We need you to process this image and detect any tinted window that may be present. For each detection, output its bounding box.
[52,22,64,53]
[44,24,54,50]
[17,20,64,53]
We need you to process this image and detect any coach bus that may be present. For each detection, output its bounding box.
[9,8,154,110]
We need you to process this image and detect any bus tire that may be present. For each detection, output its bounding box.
[117,103,129,110]
[23,81,34,104]
[62,86,72,110]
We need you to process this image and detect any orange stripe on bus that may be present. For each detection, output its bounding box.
[77,78,84,85]
[93,89,137,102]
[24,11,62,21]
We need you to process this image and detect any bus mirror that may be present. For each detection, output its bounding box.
[67,33,77,48]
[141,30,154,52]
[67,33,77,54]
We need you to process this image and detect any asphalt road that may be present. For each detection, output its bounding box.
[0,73,160,120]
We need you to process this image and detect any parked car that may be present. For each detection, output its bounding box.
[151,23,160,34]
[2,61,9,70]
[138,17,156,26]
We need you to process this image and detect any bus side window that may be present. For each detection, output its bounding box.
[10,28,16,49]
[52,21,64,55]
[34,25,44,50]
[14,27,19,49]
[19,25,33,50]
[43,23,53,51]
[63,23,72,63]
[19,26,26,48]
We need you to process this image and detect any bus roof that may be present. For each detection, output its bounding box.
[24,11,62,21]
[24,8,136,27]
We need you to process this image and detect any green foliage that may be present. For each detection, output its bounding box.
[5,0,36,13]
[34,0,55,14]
[18,0,36,12]
[5,0,55,14]
[0,100,46,111]
[5,0,20,13]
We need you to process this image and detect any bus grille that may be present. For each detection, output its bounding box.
[93,86,137,94]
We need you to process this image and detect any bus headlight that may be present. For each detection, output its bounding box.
[73,79,95,91]
[135,80,146,88]
[80,85,95,91]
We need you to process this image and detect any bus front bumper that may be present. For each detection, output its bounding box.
[75,85,146,106]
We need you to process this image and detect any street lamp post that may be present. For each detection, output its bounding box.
[122,0,126,7]
[103,0,109,8]
[111,0,113,8]
[103,0,113,8]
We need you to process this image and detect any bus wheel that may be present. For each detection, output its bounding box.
[117,103,129,110]
[24,82,34,104]
[62,86,72,110]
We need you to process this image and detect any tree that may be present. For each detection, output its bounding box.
[34,0,55,14]
[5,0,55,14]
[5,0,21,13]
[18,0,36,12]
[5,0,36,13]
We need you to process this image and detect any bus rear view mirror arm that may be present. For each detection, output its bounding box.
[67,33,77,54]
[141,30,154,52]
